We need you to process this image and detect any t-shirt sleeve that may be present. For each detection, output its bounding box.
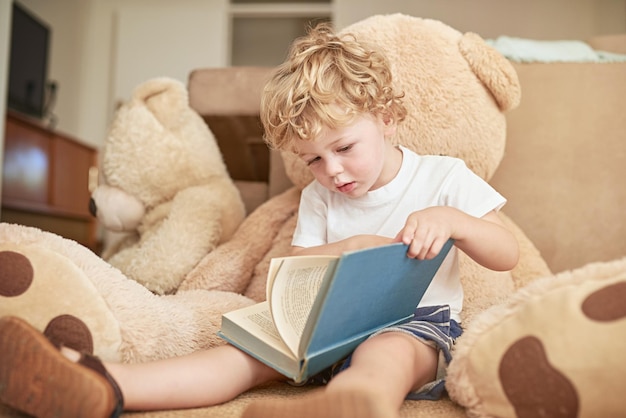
[442,159,507,218]
[291,182,329,248]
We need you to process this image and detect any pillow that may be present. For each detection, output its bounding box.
[486,36,626,62]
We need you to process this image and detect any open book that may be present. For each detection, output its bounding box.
[218,239,453,383]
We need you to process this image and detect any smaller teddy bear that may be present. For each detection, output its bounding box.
[90,77,245,295]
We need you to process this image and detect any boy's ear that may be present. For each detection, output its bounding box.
[381,113,398,137]
[381,112,393,124]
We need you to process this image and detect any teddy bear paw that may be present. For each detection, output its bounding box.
[0,241,123,362]
[447,259,626,418]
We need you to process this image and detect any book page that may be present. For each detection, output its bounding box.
[269,256,335,356]
[222,301,295,358]
[265,257,286,302]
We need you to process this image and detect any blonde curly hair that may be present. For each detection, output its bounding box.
[260,22,406,152]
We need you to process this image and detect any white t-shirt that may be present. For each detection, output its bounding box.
[292,146,506,322]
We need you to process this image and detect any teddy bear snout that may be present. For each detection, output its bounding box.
[90,185,146,232]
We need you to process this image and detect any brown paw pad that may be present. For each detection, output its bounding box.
[44,314,94,354]
[0,250,34,297]
[499,336,579,418]
[582,281,626,322]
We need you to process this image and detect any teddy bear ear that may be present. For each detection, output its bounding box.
[459,32,522,112]
[129,77,189,128]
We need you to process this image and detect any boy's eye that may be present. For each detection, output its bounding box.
[307,156,321,166]
[338,144,352,153]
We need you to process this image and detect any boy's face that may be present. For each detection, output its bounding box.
[294,114,399,198]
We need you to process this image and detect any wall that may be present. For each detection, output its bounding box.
[1,0,625,178]
[334,0,626,39]
[5,0,228,149]
[15,0,95,142]
[112,0,229,108]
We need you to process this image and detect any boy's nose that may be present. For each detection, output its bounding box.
[325,165,343,178]
[324,158,343,177]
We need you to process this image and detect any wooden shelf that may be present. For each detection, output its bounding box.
[2,110,99,251]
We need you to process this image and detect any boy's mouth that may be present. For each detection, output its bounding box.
[336,182,356,194]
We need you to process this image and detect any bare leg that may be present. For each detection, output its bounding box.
[326,332,438,410]
[243,332,438,418]
[62,344,284,411]
[0,316,284,417]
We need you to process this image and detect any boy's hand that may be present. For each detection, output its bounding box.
[394,207,456,260]
[395,207,519,271]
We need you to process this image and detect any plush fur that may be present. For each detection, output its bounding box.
[92,77,246,294]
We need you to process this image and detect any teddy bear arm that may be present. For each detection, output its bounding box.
[181,187,301,297]
[109,186,244,295]
[243,211,299,301]
[100,231,138,261]
[106,232,195,295]
[498,211,553,290]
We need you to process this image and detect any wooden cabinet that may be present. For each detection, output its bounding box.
[2,111,98,251]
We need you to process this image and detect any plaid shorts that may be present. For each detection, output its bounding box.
[302,305,462,400]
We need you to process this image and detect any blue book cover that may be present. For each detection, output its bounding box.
[219,239,453,383]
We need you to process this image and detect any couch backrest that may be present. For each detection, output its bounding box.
[188,67,292,214]
[491,60,626,273]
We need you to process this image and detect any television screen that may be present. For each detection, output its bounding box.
[8,2,51,119]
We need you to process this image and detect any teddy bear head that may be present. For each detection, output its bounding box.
[90,77,230,232]
[281,14,521,189]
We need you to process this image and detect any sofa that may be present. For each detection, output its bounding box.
[116,35,626,418]
[1,31,624,418]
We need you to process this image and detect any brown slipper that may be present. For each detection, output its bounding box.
[0,316,123,418]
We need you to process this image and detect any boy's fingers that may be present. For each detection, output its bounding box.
[395,227,415,245]
[423,238,446,260]
[408,235,447,260]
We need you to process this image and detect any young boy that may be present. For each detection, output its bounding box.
[0,23,518,418]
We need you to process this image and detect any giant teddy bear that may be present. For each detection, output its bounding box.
[1,13,625,418]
